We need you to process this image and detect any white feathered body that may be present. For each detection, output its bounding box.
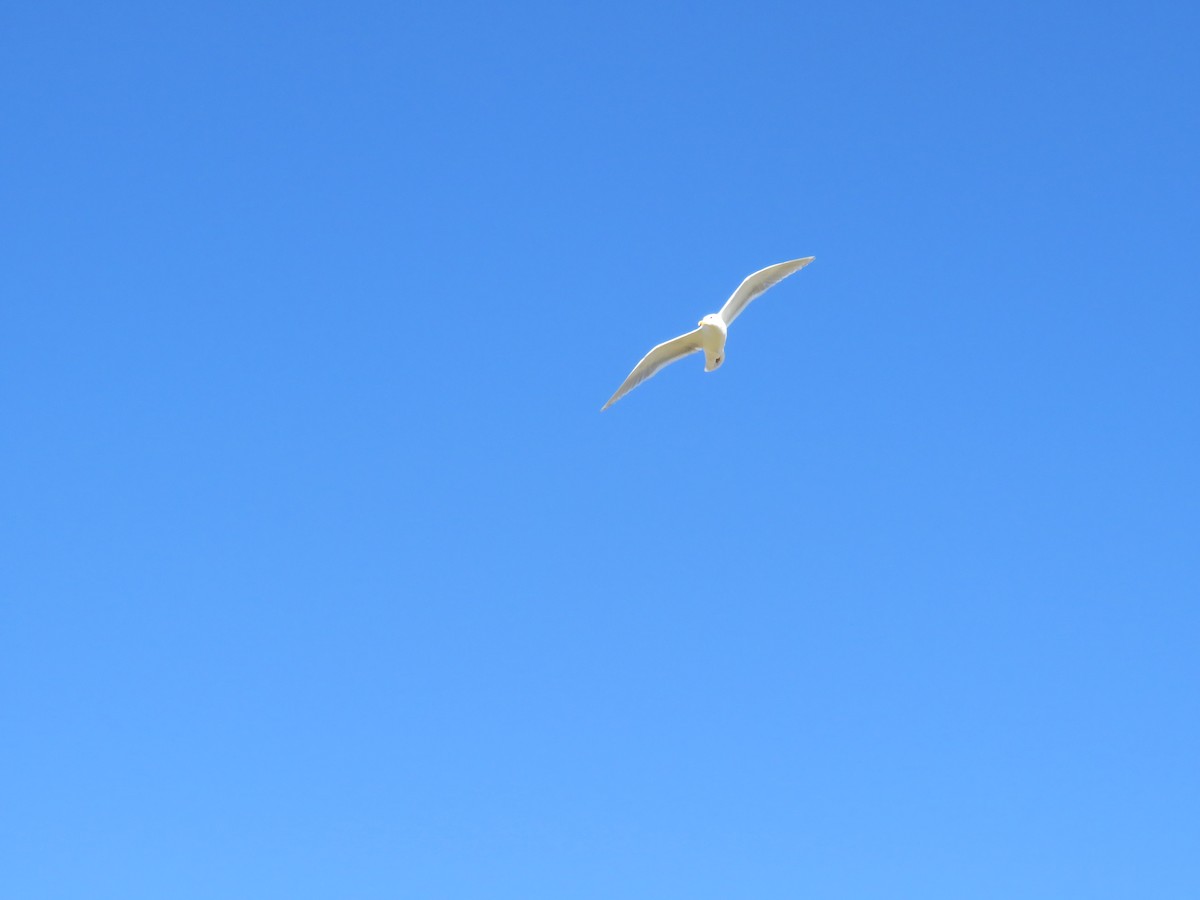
[698,314,728,371]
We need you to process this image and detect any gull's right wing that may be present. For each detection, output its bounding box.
[718,257,814,326]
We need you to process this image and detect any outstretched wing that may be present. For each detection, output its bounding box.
[601,328,704,410]
[718,257,814,326]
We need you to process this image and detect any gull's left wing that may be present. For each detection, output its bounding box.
[601,328,704,410]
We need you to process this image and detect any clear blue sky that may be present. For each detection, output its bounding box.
[3,1,1198,897]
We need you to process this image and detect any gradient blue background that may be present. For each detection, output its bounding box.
[3,1,1198,896]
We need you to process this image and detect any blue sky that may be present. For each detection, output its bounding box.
[3,1,1198,896]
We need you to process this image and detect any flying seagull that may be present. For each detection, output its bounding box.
[601,256,815,411]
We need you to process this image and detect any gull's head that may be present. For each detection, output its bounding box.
[698,314,723,328]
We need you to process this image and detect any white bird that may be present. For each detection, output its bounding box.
[601,256,815,411]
